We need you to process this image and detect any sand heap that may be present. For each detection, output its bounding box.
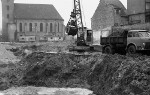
[0,87,93,95]
[0,43,19,63]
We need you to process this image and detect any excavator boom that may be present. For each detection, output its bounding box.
[66,0,84,35]
[66,0,93,47]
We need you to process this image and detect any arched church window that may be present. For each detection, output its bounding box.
[29,23,32,32]
[40,23,43,32]
[19,23,22,32]
[58,23,59,32]
[50,23,53,32]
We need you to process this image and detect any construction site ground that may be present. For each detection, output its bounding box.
[0,41,150,95]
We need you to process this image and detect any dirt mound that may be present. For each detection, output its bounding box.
[88,54,150,95]
[1,52,150,95]
[0,43,19,63]
[37,41,74,52]
[0,52,94,90]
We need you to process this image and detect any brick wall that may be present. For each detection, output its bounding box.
[1,0,14,41]
[116,23,150,31]
[127,0,145,15]
[91,0,126,31]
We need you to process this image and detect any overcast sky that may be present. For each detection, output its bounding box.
[0,0,127,30]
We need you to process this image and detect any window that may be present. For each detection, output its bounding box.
[19,23,22,32]
[133,32,139,37]
[7,6,9,10]
[139,31,150,37]
[29,23,32,32]
[55,23,57,32]
[58,23,59,32]
[145,1,150,22]
[146,2,150,12]
[7,14,9,19]
[145,13,150,22]
[115,8,120,14]
[128,32,132,37]
[40,23,43,32]
[50,23,53,32]
[61,24,63,32]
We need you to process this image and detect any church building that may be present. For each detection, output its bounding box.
[1,0,65,42]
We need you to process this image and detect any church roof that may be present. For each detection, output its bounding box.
[14,3,64,21]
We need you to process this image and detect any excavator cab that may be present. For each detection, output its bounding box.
[86,29,93,45]
[76,28,93,46]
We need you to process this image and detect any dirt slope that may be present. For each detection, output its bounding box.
[0,43,19,63]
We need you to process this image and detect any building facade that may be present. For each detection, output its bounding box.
[1,0,14,41]
[116,0,150,30]
[91,0,127,31]
[127,0,150,25]
[1,0,65,42]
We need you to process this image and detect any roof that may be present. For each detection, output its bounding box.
[105,0,126,10]
[14,3,64,21]
[105,0,127,16]
[92,0,127,19]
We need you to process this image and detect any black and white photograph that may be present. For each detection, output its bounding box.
[0,0,150,95]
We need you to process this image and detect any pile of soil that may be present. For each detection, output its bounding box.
[1,52,150,95]
[37,41,74,53]
[0,43,19,63]
[89,54,150,95]
[0,52,93,90]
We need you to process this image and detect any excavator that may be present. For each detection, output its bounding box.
[66,0,93,51]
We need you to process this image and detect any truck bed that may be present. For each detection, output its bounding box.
[100,36,127,45]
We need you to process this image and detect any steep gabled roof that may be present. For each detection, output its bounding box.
[92,0,127,19]
[105,0,127,16]
[14,3,64,21]
[105,0,126,10]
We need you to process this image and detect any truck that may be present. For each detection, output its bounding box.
[100,27,150,54]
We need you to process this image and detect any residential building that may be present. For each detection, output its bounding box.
[119,0,150,30]
[1,0,65,42]
[91,0,127,31]
[127,0,150,24]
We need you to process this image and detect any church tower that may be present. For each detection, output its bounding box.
[1,0,14,41]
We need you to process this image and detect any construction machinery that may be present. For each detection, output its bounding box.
[66,0,93,51]
[101,27,150,54]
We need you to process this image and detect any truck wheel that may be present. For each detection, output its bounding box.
[127,45,136,54]
[104,46,114,54]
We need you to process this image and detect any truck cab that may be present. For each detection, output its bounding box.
[127,30,150,53]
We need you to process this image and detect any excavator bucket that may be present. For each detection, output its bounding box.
[66,26,78,36]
